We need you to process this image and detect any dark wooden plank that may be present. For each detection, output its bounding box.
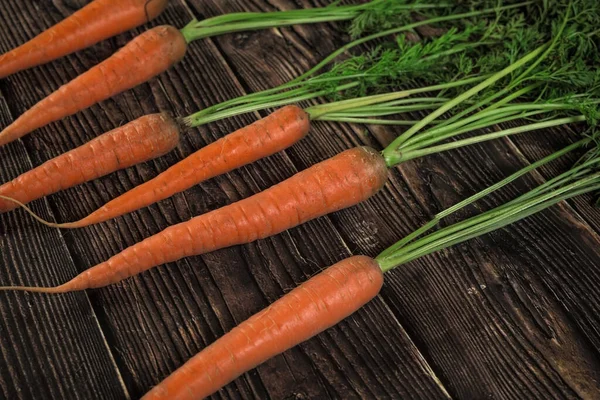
[377,137,600,399]
[0,0,450,399]
[191,0,600,398]
[0,94,129,399]
[503,123,600,350]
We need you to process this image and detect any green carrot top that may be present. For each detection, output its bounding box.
[182,0,598,175]
[183,0,537,127]
[184,0,598,127]
[179,0,453,43]
[373,0,600,268]
[378,0,600,166]
[376,130,600,272]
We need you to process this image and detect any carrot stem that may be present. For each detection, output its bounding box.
[313,117,425,126]
[377,138,592,259]
[397,107,578,153]
[424,83,543,136]
[377,137,600,271]
[190,82,358,126]
[304,75,490,119]
[179,0,452,43]
[379,179,600,269]
[400,84,544,148]
[381,43,548,164]
[395,115,587,163]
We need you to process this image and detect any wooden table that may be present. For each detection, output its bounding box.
[1,1,599,399]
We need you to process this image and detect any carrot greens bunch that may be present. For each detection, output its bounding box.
[185,24,498,125]
[185,1,535,127]
[378,0,600,166]
[180,0,453,43]
[182,0,599,173]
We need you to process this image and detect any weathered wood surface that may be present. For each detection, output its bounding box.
[0,1,599,399]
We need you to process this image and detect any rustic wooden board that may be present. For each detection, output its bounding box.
[0,95,129,399]
[0,0,599,399]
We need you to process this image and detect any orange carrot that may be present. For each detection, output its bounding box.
[0,146,387,293]
[0,0,168,79]
[49,105,309,228]
[0,25,187,147]
[0,113,179,212]
[141,255,384,400]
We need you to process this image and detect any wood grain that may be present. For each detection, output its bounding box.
[0,94,129,399]
[0,0,599,399]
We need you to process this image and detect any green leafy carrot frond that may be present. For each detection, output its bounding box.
[348,0,417,38]
[313,22,507,100]
[181,0,453,43]
[183,1,540,127]
[576,103,600,127]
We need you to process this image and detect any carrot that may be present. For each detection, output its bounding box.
[0,146,387,293]
[0,113,179,212]
[0,0,168,79]
[0,25,187,147]
[141,255,383,400]
[19,105,306,227]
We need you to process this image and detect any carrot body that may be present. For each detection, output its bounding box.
[0,113,179,212]
[1,146,387,293]
[0,25,187,147]
[0,0,168,79]
[142,255,383,400]
[62,105,310,228]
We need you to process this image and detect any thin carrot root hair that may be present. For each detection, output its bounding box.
[0,286,66,294]
[0,195,61,228]
[144,0,155,22]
